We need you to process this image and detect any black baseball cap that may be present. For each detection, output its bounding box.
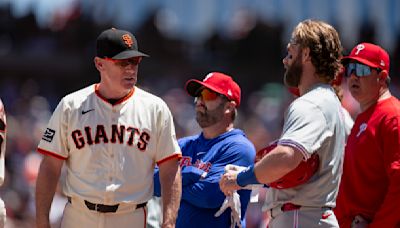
[96,28,149,59]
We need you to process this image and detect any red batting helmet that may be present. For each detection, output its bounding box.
[256,142,319,189]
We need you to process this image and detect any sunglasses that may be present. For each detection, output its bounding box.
[195,88,225,102]
[345,62,381,77]
[104,57,142,67]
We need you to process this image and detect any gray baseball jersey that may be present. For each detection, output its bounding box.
[38,84,181,204]
[264,84,346,210]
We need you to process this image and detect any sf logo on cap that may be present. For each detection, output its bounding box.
[355,44,365,55]
[122,34,134,48]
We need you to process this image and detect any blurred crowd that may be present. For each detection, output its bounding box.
[1,2,400,228]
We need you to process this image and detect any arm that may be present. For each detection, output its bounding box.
[254,145,303,183]
[154,165,205,197]
[221,101,321,192]
[158,157,181,228]
[183,142,255,208]
[220,145,303,193]
[181,169,226,208]
[368,116,400,228]
[35,155,64,228]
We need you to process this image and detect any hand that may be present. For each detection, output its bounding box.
[219,169,241,196]
[224,164,247,173]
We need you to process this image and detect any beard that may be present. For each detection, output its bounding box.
[195,102,225,128]
[284,54,303,87]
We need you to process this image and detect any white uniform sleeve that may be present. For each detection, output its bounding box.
[0,100,6,185]
[37,98,70,159]
[279,99,332,160]
[155,101,181,164]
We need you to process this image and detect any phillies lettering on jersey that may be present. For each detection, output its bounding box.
[180,156,212,172]
[71,124,150,151]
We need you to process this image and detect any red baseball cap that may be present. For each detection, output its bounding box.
[342,42,389,72]
[185,72,241,107]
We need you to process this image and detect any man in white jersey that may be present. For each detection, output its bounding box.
[35,28,182,228]
[0,99,6,227]
[220,19,346,227]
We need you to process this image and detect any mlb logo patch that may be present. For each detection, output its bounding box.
[42,128,56,142]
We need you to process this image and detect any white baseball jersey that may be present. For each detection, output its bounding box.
[38,84,181,204]
[264,84,346,210]
[0,99,6,185]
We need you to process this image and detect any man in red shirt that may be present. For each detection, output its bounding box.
[335,43,400,227]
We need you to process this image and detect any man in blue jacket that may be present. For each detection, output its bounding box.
[153,72,256,228]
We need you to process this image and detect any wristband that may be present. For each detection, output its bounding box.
[237,165,260,187]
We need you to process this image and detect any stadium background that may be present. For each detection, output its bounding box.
[0,0,399,227]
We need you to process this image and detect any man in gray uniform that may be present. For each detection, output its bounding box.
[220,19,346,228]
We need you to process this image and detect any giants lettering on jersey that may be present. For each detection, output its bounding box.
[71,124,150,151]
[180,156,212,172]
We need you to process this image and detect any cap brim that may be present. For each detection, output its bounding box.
[185,80,204,97]
[342,56,379,68]
[185,79,225,97]
[112,50,149,59]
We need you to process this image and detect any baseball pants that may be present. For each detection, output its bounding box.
[61,197,147,228]
[268,206,339,228]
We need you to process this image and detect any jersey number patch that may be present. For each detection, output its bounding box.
[42,128,56,142]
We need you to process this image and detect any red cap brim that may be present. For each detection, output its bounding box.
[185,79,225,97]
[342,56,380,68]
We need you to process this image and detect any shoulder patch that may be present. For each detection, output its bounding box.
[42,128,56,142]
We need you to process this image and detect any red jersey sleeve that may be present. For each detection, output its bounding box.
[369,116,400,227]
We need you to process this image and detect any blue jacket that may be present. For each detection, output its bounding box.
[154,129,256,228]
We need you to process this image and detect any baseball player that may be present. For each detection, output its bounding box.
[35,28,182,228]
[0,99,6,227]
[335,43,400,227]
[220,19,346,228]
[153,72,256,228]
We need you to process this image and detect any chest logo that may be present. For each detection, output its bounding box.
[356,123,367,137]
[180,156,212,172]
[71,124,150,151]
[81,109,94,115]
